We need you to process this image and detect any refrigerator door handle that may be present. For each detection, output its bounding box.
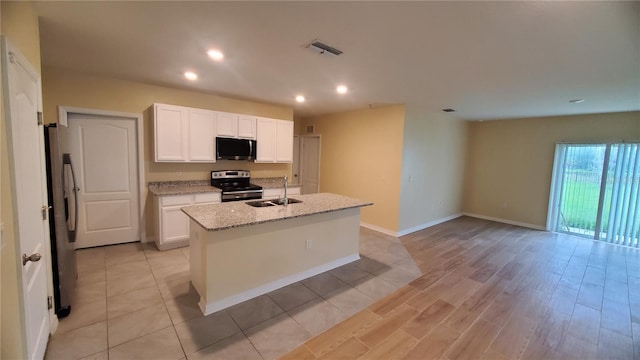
[62,153,78,243]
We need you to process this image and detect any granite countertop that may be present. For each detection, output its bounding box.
[148,180,220,196]
[182,193,372,231]
[251,177,301,189]
[149,177,301,196]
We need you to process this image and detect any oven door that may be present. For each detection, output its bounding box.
[221,189,263,202]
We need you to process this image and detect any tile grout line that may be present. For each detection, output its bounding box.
[146,249,189,360]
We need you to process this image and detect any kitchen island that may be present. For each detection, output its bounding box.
[181,193,372,315]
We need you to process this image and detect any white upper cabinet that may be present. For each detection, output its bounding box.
[154,104,189,162]
[276,120,294,162]
[188,108,216,162]
[216,112,238,138]
[256,117,293,163]
[154,103,216,163]
[154,103,289,163]
[256,117,277,162]
[237,115,257,139]
[218,112,257,139]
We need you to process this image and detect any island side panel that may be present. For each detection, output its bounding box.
[198,208,361,314]
[189,220,206,300]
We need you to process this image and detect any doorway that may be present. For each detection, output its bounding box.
[292,135,321,194]
[548,143,639,247]
[59,107,145,248]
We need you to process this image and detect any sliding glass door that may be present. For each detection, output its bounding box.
[548,143,639,247]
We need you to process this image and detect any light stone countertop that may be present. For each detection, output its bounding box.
[148,177,300,196]
[251,177,301,189]
[182,193,372,231]
[148,180,220,196]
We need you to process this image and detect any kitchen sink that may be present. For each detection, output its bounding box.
[246,198,303,207]
[271,198,302,205]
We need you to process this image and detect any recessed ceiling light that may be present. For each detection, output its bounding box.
[184,71,198,81]
[442,108,455,112]
[569,99,585,104]
[207,49,224,61]
[336,85,348,94]
[295,95,305,103]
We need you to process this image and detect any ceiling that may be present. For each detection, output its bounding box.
[34,1,640,120]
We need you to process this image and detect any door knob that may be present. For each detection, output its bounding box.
[22,253,42,266]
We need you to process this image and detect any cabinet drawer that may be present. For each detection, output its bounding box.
[160,195,192,206]
[194,193,221,204]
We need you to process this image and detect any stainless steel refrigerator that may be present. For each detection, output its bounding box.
[44,124,78,318]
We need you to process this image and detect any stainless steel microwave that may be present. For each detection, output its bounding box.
[216,137,256,160]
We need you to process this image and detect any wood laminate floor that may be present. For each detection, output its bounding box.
[281,216,640,360]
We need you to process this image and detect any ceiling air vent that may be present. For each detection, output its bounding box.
[307,40,343,56]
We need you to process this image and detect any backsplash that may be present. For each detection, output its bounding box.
[146,160,290,183]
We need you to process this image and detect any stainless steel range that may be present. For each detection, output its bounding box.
[211,170,263,202]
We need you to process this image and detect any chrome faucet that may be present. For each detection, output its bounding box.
[283,175,288,205]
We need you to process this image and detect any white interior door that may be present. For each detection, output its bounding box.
[3,38,51,360]
[301,136,320,194]
[68,114,140,248]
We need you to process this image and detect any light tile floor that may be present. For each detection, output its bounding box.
[45,228,421,360]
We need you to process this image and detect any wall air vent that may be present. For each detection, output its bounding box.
[307,40,343,56]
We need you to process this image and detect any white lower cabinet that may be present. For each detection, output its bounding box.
[155,193,221,250]
[262,186,301,200]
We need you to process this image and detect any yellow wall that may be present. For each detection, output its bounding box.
[42,66,294,238]
[301,105,405,232]
[463,111,640,228]
[398,109,468,232]
[1,2,41,359]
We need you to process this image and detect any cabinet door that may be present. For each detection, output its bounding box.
[276,120,294,163]
[256,117,277,162]
[216,112,238,138]
[237,115,257,139]
[160,205,190,245]
[263,188,283,199]
[189,109,216,162]
[194,192,221,204]
[155,104,188,162]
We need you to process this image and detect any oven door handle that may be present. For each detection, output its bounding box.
[224,189,263,195]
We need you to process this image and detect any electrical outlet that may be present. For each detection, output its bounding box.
[305,239,312,250]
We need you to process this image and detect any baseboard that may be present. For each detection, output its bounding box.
[360,222,397,237]
[462,212,546,231]
[49,311,59,334]
[199,253,360,315]
[361,213,465,238]
[396,213,463,237]
[156,239,189,251]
